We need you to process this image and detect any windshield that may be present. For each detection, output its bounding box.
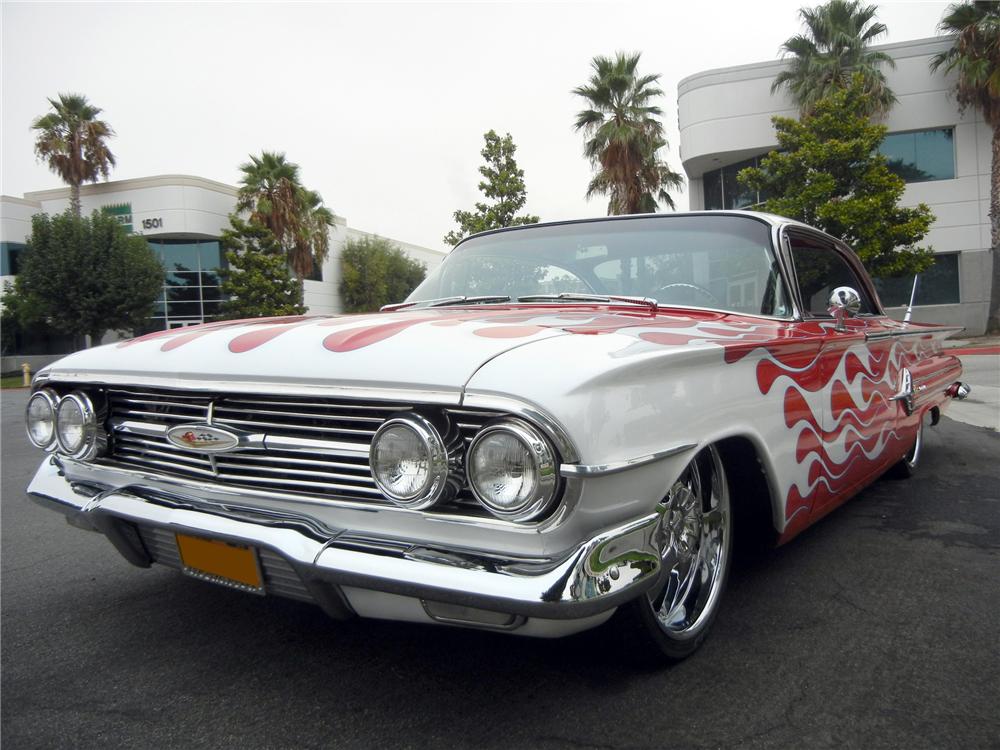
[408,215,791,317]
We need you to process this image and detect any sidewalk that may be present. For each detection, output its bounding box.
[943,332,1000,354]
[945,332,1000,430]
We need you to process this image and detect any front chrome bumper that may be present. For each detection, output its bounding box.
[27,457,661,632]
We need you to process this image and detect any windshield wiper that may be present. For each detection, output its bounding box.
[516,293,658,311]
[381,295,511,312]
[428,295,511,307]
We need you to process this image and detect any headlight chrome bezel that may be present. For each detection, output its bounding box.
[25,388,60,450]
[54,390,104,460]
[370,412,450,510]
[466,418,558,522]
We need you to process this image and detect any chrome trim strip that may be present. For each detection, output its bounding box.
[109,418,168,438]
[33,371,462,405]
[109,417,371,458]
[864,326,965,341]
[559,443,697,477]
[260,435,369,458]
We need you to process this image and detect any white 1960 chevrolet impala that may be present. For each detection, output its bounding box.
[25,212,970,661]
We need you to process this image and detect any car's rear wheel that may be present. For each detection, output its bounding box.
[615,445,732,662]
[888,417,923,479]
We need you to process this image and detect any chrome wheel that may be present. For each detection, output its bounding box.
[646,446,730,639]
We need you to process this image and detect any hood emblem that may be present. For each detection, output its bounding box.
[166,424,241,453]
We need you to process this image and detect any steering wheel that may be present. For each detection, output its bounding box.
[654,282,721,307]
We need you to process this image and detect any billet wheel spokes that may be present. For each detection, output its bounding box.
[646,446,731,637]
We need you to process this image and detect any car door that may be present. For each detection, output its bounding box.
[783,228,907,523]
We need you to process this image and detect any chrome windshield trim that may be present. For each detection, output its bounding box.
[560,443,697,478]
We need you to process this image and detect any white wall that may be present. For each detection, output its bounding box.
[24,175,237,240]
[4,174,445,318]
[0,195,41,303]
[677,36,992,335]
[305,222,447,315]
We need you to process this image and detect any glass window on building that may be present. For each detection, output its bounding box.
[702,155,770,211]
[143,239,227,333]
[880,128,955,182]
[872,253,961,307]
[1,242,26,276]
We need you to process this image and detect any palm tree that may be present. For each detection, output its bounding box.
[31,93,116,216]
[772,0,896,117]
[932,1,1000,333]
[237,152,303,249]
[294,189,335,279]
[237,151,335,278]
[573,52,683,215]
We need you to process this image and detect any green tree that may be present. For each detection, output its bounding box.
[217,216,306,320]
[340,236,427,312]
[13,211,163,345]
[444,130,540,246]
[931,1,1000,332]
[738,78,934,277]
[772,0,896,118]
[572,52,683,215]
[236,151,335,279]
[31,93,116,216]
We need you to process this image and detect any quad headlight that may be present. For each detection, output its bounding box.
[26,389,105,460]
[25,389,59,449]
[370,413,449,509]
[466,419,557,521]
[55,391,102,459]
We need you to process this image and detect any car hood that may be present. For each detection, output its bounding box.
[38,307,791,401]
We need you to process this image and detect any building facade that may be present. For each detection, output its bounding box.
[1,175,445,368]
[678,36,992,335]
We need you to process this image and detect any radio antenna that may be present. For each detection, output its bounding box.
[903,275,920,324]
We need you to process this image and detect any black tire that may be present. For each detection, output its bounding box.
[888,417,923,479]
[614,446,732,663]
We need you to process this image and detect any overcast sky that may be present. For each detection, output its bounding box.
[2,0,951,251]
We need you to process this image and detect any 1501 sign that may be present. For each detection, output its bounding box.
[141,218,163,230]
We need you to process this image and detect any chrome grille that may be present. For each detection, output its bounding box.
[98,386,500,510]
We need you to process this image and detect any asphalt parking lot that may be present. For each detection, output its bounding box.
[2,385,999,750]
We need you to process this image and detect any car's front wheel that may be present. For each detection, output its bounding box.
[615,445,732,662]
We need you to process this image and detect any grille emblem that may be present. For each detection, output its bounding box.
[166,424,241,453]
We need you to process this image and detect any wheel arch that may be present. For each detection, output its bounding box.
[713,435,781,552]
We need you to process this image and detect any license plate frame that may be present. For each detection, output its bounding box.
[175,533,265,594]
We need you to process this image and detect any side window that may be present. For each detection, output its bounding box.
[789,237,875,317]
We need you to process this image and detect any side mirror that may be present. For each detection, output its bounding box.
[828,286,861,332]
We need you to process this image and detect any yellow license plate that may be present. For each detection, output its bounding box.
[175,533,263,592]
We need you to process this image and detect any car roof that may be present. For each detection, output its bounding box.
[460,210,817,244]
